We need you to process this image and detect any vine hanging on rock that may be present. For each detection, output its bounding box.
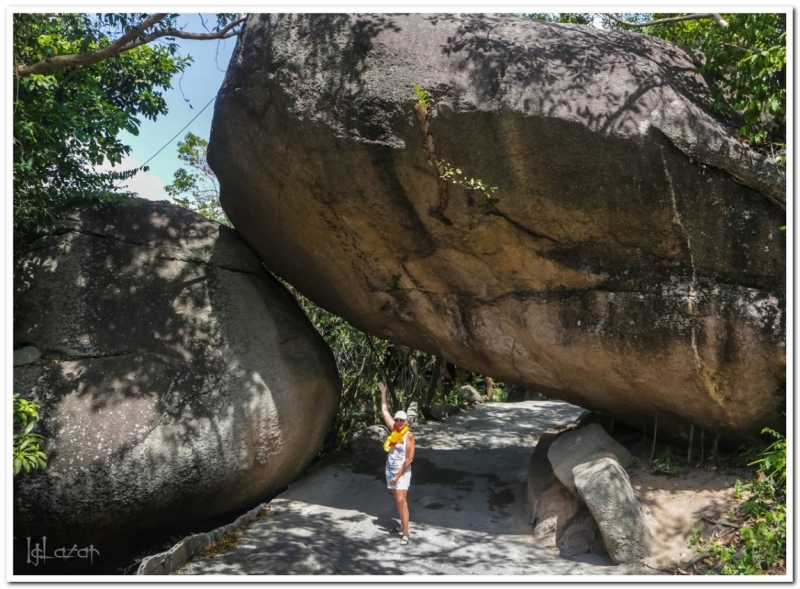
[412,85,499,224]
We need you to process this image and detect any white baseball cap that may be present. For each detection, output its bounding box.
[394,410,408,420]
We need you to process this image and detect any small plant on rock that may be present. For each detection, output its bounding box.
[411,85,499,220]
[13,393,47,475]
[413,85,432,110]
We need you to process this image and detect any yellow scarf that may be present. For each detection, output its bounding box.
[383,425,409,453]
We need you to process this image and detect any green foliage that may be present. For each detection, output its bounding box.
[651,447,681,477]
[690,430,786,574]
[492,380,509,401]
[524,13,595,25]
[12,13,242,241]
[412,85,500,212]
[413,85,433,110]
[641,13,786,147]
[439,161,500,210]
[13,13,190,239]
[13,393,47,476]
[747,427,786,487]
[443,387,459,406]
[165,133,230,225]
[287,285,386,446]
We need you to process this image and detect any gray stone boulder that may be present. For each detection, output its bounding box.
[544,423,652,563]
[525,432,559,522]
[210,13,785,442]
[528,427,605,558]
[547,423,632,496]
[428,403,460,420]
[344,425,387,454]
[574,456,654,564]
[458,385,483,404]
[13,200,341,545]
[13,346,41,366]
[532,482,579,546]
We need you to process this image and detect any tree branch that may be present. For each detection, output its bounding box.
[16,14,247,77]
[135,15,246,44]
[606,13,728,29]
[16,13,168,77]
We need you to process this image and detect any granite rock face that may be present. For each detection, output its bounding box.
[574,456,654,564]
[209,13,785,440]
[547,423,632,496]
[13,200,341,544]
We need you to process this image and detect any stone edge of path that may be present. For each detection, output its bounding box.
[136,502,268,575]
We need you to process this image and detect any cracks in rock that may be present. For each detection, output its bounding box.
[38,348,140,362]
[661,150,698,299]
[413,92,452,225]
[486,210,559,245]
[391,286,646,307]
[652,123,785,212]
[661,150,724,410]
[394,287,444,296]
[33,227,266,278]
[213,264,266,278]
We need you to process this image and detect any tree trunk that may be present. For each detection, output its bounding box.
[420,356,443,420]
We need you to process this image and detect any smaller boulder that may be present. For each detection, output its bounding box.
[574,456,654,564]
[532,482,580,546]
[13,346,41,366]
[344,425,388,455]
[547,423,632,496]
[458,385,484,405]
[428,404,460,420]
[555,508,605,556]
[525,432,559,522]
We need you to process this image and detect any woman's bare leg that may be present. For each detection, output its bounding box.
[394,489,410,536]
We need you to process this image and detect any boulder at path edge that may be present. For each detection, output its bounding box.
[13,200,341,545]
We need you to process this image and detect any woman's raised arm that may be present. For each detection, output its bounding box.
[378,382,395,430]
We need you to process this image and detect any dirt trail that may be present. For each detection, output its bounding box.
[175,400,647,576]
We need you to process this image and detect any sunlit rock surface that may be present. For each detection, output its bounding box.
[209,13,785,440]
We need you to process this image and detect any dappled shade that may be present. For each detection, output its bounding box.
[13,200,341,550]
[209,13,785,444]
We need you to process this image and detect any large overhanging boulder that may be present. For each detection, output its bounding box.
[209,13,785,441]
[13,200,341,544]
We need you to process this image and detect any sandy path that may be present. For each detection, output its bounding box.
[176,401,639,576]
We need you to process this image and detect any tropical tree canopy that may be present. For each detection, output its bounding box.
[12,13,243,242]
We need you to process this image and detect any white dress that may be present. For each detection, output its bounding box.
[385,432,412,490]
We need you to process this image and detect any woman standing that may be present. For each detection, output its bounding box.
[378,381,415,546]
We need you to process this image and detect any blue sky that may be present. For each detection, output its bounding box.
[105,14,237,201]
